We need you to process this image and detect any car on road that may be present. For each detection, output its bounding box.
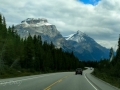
[75,68,83,75]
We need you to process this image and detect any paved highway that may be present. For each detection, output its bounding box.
[0,68,119,90]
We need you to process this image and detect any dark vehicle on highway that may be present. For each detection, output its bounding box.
[75,68,83,75]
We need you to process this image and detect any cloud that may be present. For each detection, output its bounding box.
[0,0,120,49]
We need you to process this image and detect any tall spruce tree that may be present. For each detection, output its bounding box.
[0,14,2,24]
[113,36,120,77]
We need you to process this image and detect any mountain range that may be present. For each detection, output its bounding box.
[15,18,109,61]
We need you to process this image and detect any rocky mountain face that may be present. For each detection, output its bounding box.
[64,31,109,60]
[15,18,109,61]
[15,18,66,48]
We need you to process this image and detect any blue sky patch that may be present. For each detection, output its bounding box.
[77,0,100,5]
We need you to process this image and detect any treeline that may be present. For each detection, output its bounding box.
[0,14,83,78]
[92,37,120,88]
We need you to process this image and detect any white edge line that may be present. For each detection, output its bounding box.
[84,73,98,90]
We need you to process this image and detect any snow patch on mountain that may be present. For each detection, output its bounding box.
[65,30,86,43]
[20,18,52,27]
[65,34,75,40]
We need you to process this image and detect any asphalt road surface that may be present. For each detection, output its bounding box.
[0,68,119,90]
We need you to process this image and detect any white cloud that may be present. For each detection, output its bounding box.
[0,0,120,49]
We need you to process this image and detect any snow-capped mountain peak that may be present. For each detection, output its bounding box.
[65,30,86,43]
[76,30,84,35]
[20,18,52,27]
[15,18,61,38]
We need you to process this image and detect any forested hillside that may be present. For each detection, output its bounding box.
[92,37,120,88]
[0,14,83,78]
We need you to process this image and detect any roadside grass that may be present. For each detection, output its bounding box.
[0,68,77,79]
[0,70,41,79]
[92,69,120,88]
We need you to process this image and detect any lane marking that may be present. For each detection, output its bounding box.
[44,75,70,90]
[84,74,98,90]
[44,79,61,90]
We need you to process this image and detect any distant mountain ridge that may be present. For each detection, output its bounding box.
[64,30,109,60]
[15,18,109,61]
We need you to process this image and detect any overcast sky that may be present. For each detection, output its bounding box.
[0,0,120,50]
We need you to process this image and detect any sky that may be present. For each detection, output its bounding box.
[0,0,120,50]
[78,0,100,5]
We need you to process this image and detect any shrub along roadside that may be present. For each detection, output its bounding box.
[0,67,77,79]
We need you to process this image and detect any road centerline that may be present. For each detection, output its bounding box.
[43,75,70,90]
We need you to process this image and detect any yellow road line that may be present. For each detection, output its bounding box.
[44,79,62,90]
[43,75,71,90]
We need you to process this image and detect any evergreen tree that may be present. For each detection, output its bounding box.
[3,16,6,26]
[112,37,120,77]
[0,14,2,24]
[23,34,34,69]
[116,37,120,62]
